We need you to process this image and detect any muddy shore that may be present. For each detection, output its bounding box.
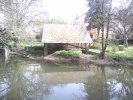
[34,55,133,67]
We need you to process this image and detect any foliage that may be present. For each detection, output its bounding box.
[91,42,101,49]
[106,46,133,61]
[107,51,133,61]
[88,42,133,61]
[110,0,133,47]
[0,27,17,48]
[85,0,103,30]
[19,40,43,47]
[53,50,82,57]
[118,45,124,51]
[96,40,133,61]
[85,0,112,30]
[106,43,119,53]
[0,0,43,39]
[87,49,100,55]
[85,0,113,59]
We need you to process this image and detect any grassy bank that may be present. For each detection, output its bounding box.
[12,39,133,62]
[18,40,43,47]
[17,40,44,57]
[106,45,133,61]
[53,50,82,58]
[87,43,133,61]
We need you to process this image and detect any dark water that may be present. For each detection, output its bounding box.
[0,58,133,100]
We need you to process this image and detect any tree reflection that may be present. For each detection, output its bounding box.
[0,58,51,100]
[83,65,108,100]
[84,65,133,100]
[0,59,133,100]
[107,66,133,100]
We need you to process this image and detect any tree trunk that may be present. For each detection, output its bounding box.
[4,48,9,60]
[97,27,100,41]
[100,50,105,59]
[100,20,105,59]
[124,34,128,47]
[99,0,105,59]
[100,0,112,59]
[123,26,128,47]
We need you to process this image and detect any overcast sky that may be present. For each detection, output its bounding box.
[41,0,88,22]
[0,0,127,23]
[40,0,126,22]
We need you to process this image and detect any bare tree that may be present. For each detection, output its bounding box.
[85,0,113,59]
[0,0,42,37]
[0,0,46,43]
[111,0,133,47]
[0,0,45,58]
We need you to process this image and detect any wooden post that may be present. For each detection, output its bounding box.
[44,43,48,56]
[4,48,9,60]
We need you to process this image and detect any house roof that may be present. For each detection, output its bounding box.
[42,24,93,43]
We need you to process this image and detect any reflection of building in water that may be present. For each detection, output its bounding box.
[41,72,95,84]
[80,64,100,72]
[0,58,133,100]
[27,64,41,71]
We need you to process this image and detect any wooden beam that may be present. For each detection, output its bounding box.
[44,43,48,56]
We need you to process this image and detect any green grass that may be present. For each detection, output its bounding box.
[87,49,100,55]
[106,45,133,61]
[18,40,43,47]
[53,50,82,57]
[87,43,133,61]
[106,43,119,53]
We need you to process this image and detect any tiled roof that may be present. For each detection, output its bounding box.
[42,24,93,43]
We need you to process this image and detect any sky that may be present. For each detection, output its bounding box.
[0,0,128,23]
[40,0,126,23]
[0,0,88,23]
[41,0,88,22]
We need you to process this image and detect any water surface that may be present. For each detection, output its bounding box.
[0,58,133,100]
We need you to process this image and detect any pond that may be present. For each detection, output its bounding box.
[0,58,133,100]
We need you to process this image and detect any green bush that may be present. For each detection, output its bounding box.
[118,45,124,51]
[87,49,100,55]
[125,47,133,53]
[115,51,133,61]
[53,50,82,57]
[106,43,119,53]
[106,47,133,61]
[91,42,101,49]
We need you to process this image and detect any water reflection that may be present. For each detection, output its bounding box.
[0,58,133,100]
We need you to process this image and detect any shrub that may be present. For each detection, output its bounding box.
[118,45,124,51]
[53,50,82,57]
[106,44,119,53]
[91,42,101,49]
[115,51,133,61]
[106,49,133,61]
[87,49,100,55]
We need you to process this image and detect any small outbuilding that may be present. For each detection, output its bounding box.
[42,24,93,56]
